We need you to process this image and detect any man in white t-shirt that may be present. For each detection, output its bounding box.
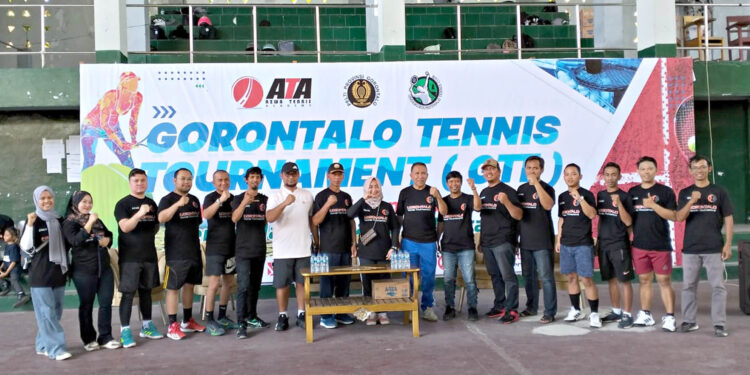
[266,162,314,331]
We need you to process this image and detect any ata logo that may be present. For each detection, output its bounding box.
[344,75,379,108]
[265,78,312,107]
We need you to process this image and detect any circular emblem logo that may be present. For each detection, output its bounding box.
[572,198,579,207]
[612,199,618,208]
[344,76,379,108]
[532,192,538,200]
[409,72,442,109]
[460,203,467,211]
[707,194,716,203]
[426,196,433,204]
[493,194,500,202]
[232,76,264,109]
[259,203,265,212]
[381,209,387,215]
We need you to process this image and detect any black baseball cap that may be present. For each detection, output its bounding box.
[327,162,345,174]
[281,162,299,174]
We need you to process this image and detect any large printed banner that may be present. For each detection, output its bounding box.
[80,58,695,283]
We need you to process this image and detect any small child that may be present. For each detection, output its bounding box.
[1,227,30,308]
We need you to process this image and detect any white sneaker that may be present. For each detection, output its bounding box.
[633,310,655,326]
[662,315,676,332]
[422,307,438,322]
[564,307,582,322]
[589,312,602,328]
[102,340,122,350]
[54,352,72,361]
[36,350,47,356]
[83,341,100,352]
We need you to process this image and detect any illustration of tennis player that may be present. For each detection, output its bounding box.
[81,71,143,170]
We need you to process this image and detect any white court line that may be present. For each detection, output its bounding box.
[464,321,531,375]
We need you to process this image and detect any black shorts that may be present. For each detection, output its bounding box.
[272,257,310,288]
[165,258,203,290]
[205,254,236,276]
[599,246,635,283]
[118,261,160,293]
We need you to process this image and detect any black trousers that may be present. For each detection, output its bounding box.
[72,267,114,345]
[236,256,265,322]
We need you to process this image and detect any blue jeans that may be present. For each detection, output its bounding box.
[320,252,351,319]
[560,245,595,277]
[31,286,67,358]
[482,242,519,311]
[402,239,437,310]
[443,249,478,309]
[521,249,557,317]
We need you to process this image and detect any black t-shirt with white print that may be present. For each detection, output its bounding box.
[397,185,438,243]
[678,184,734,254]
[158,192,202,261]
[517,181,555,250]
[314,188,353,253]
[203,191,236,257]
[479,183,521,248]
[29,218,67,288]
[348,199,400,261]
[558,188,596,246]
[596,189,633,250]
[437,193,475,252]
[231,193,268,259]
[628,184,676,251]
[114,195,159,263]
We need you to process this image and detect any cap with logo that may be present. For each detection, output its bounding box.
[281,162,299,174]
[328,163,345,174]
[481,158,499,170]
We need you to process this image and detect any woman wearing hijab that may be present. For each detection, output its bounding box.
[62,191,120,351]
[19,186,71,361]
[347,177,401,325]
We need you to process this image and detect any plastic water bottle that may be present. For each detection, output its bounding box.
[322,253,329,272]
[312,255,319,273]
[397,251,404,269]
[402,251,409,269]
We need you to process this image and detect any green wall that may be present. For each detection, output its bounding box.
[0,112,80,220]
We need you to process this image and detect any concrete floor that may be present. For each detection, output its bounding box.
[1,280,748,375]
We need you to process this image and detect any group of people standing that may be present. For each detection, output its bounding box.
[17,152,733,361]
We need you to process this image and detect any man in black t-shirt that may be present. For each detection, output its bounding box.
[437,171,479,321]
[396,162,447,322]
[556,163,600,328]
[231,167,270,338]
[312,163,356,329]
[675,155,734,337]
[113,168,163,346]
[472,158,523,324]
[201,170,236,336]
[517,156,557,324]
[628,156,678,332]
[596,162,635,329]
[158,168,206,340]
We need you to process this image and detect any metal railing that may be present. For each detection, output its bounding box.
[127,3,373,63]
[406,2,637,60]
[676,2,750,61]
[0,4,95,68]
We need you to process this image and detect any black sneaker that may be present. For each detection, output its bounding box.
[485,307,505,319]
[236,325,248,339]
[275,315,289,331]
[296,312,306,329]
[714,325,728,337]
[500,310,519,324]
[467,307,479,321]
[618,314,634,329]
[442,306,456,321]
[680,322,699,333]
[13,294,31,308]
[519,310,536,317]
[601,311,622,323]
[540,314,555,324]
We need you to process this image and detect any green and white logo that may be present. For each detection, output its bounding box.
[409,72,441,109]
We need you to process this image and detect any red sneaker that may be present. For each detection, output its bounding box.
[167,322,185,340]
[180,318,206,333]
[501,310,520,324]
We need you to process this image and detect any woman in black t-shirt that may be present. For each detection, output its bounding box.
[348,177,400,326]
[19,186,71,361]
[62,191,120,351]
